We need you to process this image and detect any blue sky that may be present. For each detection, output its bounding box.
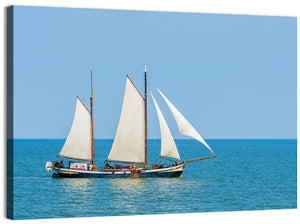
[13,6,297,139]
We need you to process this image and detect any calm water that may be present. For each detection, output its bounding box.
[12,139,297,220]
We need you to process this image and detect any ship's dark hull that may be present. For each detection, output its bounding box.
[52,164,184,178]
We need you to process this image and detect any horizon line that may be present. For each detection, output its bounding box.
[12,138,297,140]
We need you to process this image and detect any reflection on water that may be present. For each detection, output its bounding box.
[106,178,148,214]
[60,178,96,192]
[56,178,97,213]
[108,178,147,191]
[104,178,191,215]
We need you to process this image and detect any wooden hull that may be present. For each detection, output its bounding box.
[52,163,184,178]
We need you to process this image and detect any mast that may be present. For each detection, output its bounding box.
[144,64,148,166]
[90,69,95,166]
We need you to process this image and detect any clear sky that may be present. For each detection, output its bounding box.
[13,6,297,139]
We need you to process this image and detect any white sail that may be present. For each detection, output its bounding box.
[151,92,180,160]
[58,97,92,160]
[108,77,145,163]
[157,89,215,154]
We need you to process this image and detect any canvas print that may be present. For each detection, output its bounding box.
[7,5,296,220]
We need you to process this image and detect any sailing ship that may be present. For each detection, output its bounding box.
[45,66,216,178]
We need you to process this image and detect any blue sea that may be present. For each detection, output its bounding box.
[12,139,297,220]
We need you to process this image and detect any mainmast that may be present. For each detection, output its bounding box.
[144,64,148,166]
[90,69,95,166]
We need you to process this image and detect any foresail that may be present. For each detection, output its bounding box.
[157,89,215,155]
[108,77,145,163]
[58,97,92,160]
[150,92,180,160]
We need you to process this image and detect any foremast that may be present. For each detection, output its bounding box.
[90,69,95,167]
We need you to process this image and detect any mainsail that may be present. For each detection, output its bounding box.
[150,92,180,160]
[58,97,92,160]
[108,77,145,163]
[157,89,215,155]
